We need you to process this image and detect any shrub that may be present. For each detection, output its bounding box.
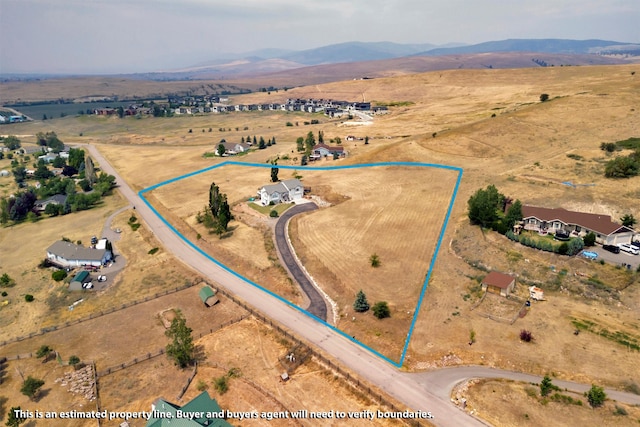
[148,247,159,255]
[520,329,533,342]
[36,345,52,358]
[214,376,229,394]
[372,301,390,319]
[540,93,549,102]
[586,384,606,407]
[613,405,628,416]
[583,232,596,247]
[196,379,208,391]
[269,210,278,218]
[1,291,7,297]
[370,253,380,268]
[68,355,80,366]
[24,294,34,302]
[52,270,67,281]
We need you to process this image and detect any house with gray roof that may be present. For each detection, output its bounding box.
[46,240,112,268]
[34,194,67,213]
[257,179,303,206]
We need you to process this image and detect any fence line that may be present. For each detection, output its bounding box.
[210,283,421,426]
[177,363,198,401]
[95,315,246,378]
[0,281,198,348]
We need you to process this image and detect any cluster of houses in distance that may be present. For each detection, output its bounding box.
[93,97,388,118]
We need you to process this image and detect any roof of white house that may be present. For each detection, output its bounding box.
[260,179,302,195]
[47,240,107,262]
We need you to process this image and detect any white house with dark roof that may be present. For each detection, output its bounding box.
[257,179,303,206]
[46,240,112,268]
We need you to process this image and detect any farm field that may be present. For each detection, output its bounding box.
[145,163,459,361]
[1,63,639,426]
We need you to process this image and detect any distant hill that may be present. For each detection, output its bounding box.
[420,39,632,56]
[281,41,439,65]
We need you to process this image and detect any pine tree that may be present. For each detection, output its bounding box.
[353,290,370,312]
[209,182,220,217]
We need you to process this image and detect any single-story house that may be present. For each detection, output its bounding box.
[69,270,91,291]
[311,143,345,159]
[481,271,516,297]
[199,286,219,307]
[216,142,250,156]
[520,205,636,245]
[257,179,304,206]
[38,153,58,163]
[34,194,67,212]
[46,240,112,268]
[147,391,231,427]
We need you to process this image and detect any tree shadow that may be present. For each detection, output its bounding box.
[0,396,8,421]
[33,388,51,403]
[192,345,207,363]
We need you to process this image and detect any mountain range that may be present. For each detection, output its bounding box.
[153,38,638,81]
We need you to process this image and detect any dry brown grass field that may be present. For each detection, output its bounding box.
[464,379,640,426]
[1,64,639,426]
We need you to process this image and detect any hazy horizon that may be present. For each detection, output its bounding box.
[1,0,639,75]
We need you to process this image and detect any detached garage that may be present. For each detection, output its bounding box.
[481,271,516,297]
[70,271,91,291]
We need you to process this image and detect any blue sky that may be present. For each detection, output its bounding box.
[1,0,638,74]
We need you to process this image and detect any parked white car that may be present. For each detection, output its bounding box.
[83,282,93,289]
[97,275,107,282]
[618,243,640,255]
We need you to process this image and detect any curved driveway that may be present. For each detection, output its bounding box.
[85,144,640,427]
[274,203,327,320]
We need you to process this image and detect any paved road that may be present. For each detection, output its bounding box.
[274,203,328,320]
[85,144,640,426]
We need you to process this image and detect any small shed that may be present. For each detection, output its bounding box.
[70,271,90,291]
[199,286,219,307]
[481,271,516,297]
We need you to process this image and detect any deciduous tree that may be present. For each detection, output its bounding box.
[20,376,45,400]
[372,301,390,319]
[165,312,195,368]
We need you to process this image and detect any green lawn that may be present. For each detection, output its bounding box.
[248,202,294,216]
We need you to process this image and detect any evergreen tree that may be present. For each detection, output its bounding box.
[304,131,315,154]
[215,195,232,235]
[5,407,26,427]
[271,136,276,145]
[353,290,370,312]
[84,155,96,186]
[296,137,304,152]
[540,375,554,396]
[209,182,220,217]
[271,164,279,182]
[318,130,324,143]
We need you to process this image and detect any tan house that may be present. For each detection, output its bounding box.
[482,271,516,297]
[520,205,635,245]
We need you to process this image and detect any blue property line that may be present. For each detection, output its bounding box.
[139,161,463,367]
